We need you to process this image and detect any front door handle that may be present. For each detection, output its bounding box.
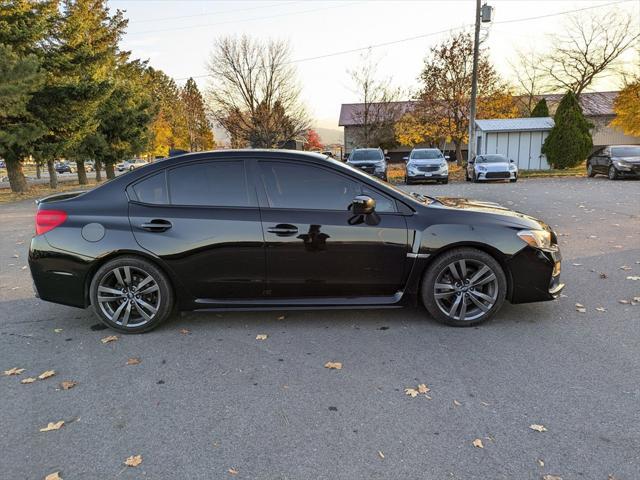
[140,219,172,232]
[267,224,298,236]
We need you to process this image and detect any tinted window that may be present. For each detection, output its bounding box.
[350,149,383,161]
[612,146,640,157]
[133,172,168,204]
[168,161,249,207]
[411,149,442,160]
[259,162,395,212]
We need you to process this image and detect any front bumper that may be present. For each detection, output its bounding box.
[506,245,564,304]
[407,172,448,182]
[476,170,517,181]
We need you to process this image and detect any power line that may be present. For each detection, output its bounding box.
[493,0,632,24]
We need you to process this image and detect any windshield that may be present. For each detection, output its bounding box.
[477,154,508,163]
[411,149,442,160]
[350,149,383,161]
[612,146,640,157]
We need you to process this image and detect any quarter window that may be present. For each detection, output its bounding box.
[168,161,249,207]
[132,172,168,205]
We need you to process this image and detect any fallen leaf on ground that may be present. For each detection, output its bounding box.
[38,370,56,380]
[179,328,191,334]
[54,328,63,333]
[538,459,545,467]
[619,299,630,304]
[472,438,484,448]
[124,455,142,467]
[627,276,640,281]
[100,335,118,344]
[21,377,37,384]
[59,380,77,390]
[575,303,586,313]
[126,357,141,365]
[543,476,562,480]
[378,450,385,459]
[599,272,607,279]
[40,421,64,432]
[571,263,582,266]
[45,472,62,480]
[404,388,419,398]
[529,424,547,432]
[595,307,606,312]
[620,266,632,270]
[276,315,286,320]
[417,383,430,394]
[255,334,268,340]
[324,361,342,370]
[3,367,25,376]
[228,467,239,475]
[453,400,462,407]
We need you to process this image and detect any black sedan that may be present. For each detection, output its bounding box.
[29,150,564,333]
[54,161,75,174]
[587,145,640,180]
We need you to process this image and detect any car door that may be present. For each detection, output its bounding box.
[253,159,410,299]
[128,159,265,300]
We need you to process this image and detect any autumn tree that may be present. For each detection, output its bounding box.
[348,52,402,150]
[413,32,517,165]
[304,129,323,151]
[181,77,215,152]
[530,98,549,117]
[611,79,640,136]
[206,35,308,148]
[0,0,57,193]
[541,10,639,96]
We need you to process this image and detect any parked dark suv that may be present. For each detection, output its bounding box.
[29,150,563,333]
[346,148,388,180]
[587,145,640,180]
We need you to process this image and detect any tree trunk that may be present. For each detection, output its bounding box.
[105,162,115,179]
[47,160,58,189]
[6,159,29,193]
[36,162,41,179]
[455,141,464,166]
[76,160,88,185]
[95,159,102,182]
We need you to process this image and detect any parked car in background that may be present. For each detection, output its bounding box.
[346,148,388,180]
[0,160,6,169]
[404,148,449,184]
[54,161,75,174]
[117,159,147,172]
[587,145,640,180]
[29,150,563,333]
[466,154,518,183]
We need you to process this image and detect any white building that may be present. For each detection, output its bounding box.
[474,117,554,170]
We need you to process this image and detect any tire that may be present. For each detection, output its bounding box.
[441,178,449,184]
[90,256,174,333]
[510,175,517,183]
[587,162,596,177]
[405,177,412,185]
[465,171,470,182]
[421,247,507,327]
[608,164,618,180]
[129,166,134,171]
[472,172,479,183]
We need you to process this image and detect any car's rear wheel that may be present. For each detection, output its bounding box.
[90,256,174,333]
[421,248,507,327]
[608,164,619,180]
[587,162,596,177]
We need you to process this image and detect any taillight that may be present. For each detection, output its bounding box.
[36,210,67,235]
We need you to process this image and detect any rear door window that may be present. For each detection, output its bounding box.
[168,161,250,207]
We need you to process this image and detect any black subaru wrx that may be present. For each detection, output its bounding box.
[29,150,564,333]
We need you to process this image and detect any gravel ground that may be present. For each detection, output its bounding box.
[1,176,639,480]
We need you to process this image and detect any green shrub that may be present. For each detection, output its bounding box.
[542,91,592,169]
[530,98,549,117]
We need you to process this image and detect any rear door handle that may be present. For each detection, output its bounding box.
[267,224,298,236]
[140,219,172,232]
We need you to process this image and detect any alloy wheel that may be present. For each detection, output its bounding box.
[433,259,498,322]
[608,165,618,180]
[97,265,161,327]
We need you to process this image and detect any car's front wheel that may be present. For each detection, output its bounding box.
[587,162,596,177]
[608,164,619,180]
[421,248,507,327]
[90,256,174,333]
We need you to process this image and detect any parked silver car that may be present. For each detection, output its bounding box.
[466,154,518,183]
[117,159,147,172]
[404,148,449,184]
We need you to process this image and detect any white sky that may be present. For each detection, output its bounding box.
[115,0,640,130]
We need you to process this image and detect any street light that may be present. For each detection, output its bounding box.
[468,1,493,163]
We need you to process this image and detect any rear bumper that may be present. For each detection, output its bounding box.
[507,245,564,304]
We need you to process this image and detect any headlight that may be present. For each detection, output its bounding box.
[477,165,487,172]
[517,229,553,249]
[613,159,630,169]
[374,163,385,172]
[509,164,517,170]
[439,162,448,172]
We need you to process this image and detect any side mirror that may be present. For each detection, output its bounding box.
[444,155,450,161]
[510,159,515,163]
[351,195,376,215]
[469,159,475,164]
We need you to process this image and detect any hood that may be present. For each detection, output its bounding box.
[409,159,445,166]
[475,162,511,171]
[435,196,550,231]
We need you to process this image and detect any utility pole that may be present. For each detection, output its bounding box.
[468,1,492,163]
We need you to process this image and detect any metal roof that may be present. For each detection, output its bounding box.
[475,117,554,132]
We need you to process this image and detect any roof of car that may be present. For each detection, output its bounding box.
[158,149,328,162]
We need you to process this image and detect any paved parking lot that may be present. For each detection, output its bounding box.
[1,177,639,479]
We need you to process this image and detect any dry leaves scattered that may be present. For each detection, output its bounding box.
[595,307,606,312]
[324,361,342,370]
[543,475,562,480]
[3,367,25,376]
[45,472,63,480]
[453,400,462,407]
[255,334,268,341]
[276,315,286,320]
[405,384,431,398]
[529,424,547,432]
[38,370,56,380]
[228,467,239,475]
[40,421,64,432]
[179,328,191,335]
[626,276,640,281]
[54,328,63,333]
[472,438,484,448]
[21,377,37,384]
[620,265,632,271]
[100,335,118,344]
[575,303,586,313]
[124,455,142,467]
[126,358,141,366]
[59,381,77,390]
[378,450,385,459]
[538,459,545,467]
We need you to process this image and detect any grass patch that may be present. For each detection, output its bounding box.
[0,179,99,205]
[519,162,586,178]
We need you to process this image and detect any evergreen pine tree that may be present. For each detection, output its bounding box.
[542,91,593,169]
[530,98,549,117]
[181,78,215,152]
